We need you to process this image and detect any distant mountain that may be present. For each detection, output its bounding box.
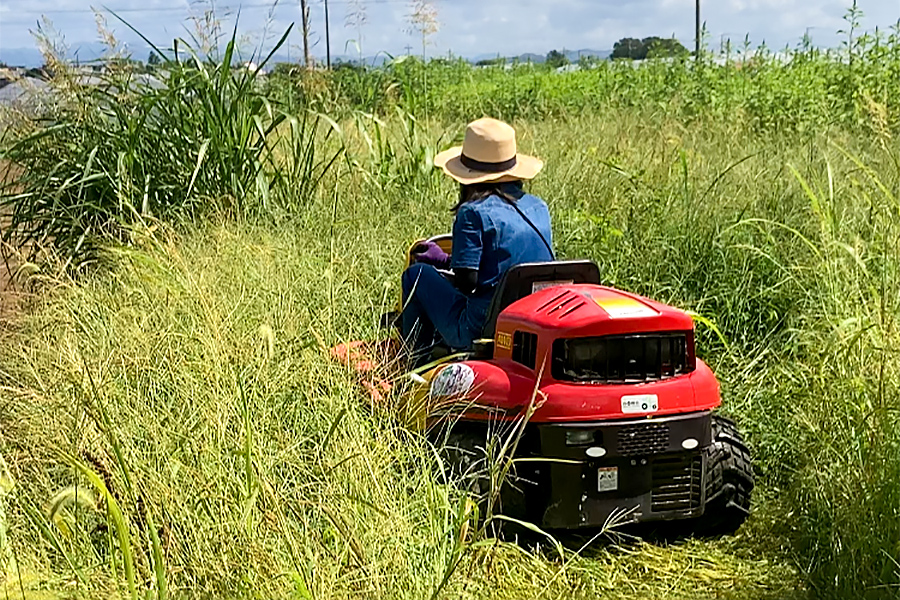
[323,53,392,67]
[2,43,612,69]
[564,49,612,62]
[1,41,156,68]
[514,53,547,64]
[0,47,44,68]
[470,49,611,65]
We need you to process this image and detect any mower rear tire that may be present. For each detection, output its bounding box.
[699,415,754,536]
[441,428,530,539]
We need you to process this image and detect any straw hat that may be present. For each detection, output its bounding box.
[433,118,543,185]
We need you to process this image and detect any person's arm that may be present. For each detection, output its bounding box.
[451,206,482,294]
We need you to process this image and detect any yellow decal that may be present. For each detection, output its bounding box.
[496,331,512,350]
[595,296,657,319]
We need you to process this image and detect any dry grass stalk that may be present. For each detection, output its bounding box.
[406,0,439,57]
[345,0,368,61]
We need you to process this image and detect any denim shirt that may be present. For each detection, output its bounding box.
[450,184,554,296]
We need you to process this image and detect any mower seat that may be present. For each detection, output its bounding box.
[480,260,602,339]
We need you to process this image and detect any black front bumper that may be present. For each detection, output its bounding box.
[526,411,712,529]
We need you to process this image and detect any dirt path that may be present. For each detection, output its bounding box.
[0,262,15,318]
[0,237,22,320]
[0,160,22,319]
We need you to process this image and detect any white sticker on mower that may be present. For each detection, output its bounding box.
[621,394,659,414]
[532,280,574,293]
[430,364,476,398]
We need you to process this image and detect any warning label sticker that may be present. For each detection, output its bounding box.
[598,467,618,492]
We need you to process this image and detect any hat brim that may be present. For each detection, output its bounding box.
[433,146,543,185]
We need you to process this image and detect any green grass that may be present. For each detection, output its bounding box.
[0,216,800,600]
[2,21,900,598]
[2,109,899,598]
[0,25,340,267]
[268,19,900,130]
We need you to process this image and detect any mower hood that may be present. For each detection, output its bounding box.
[495,284,695,338]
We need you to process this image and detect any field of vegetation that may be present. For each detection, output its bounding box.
[1,12,899,599]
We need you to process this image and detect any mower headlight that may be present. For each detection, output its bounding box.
[565,430,595,445]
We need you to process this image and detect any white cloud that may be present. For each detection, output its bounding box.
[0,0,897,60]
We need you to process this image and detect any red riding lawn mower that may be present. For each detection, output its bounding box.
[335,236,754,537]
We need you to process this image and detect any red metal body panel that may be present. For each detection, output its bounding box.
[462,358,720,423]
[450,284,722,423]
[495,284,695,345]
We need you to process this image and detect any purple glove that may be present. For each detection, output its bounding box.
[412,241,451,269]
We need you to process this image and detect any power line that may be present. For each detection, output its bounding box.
[1,0,410,16]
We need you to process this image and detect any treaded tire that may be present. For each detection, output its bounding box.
[699,415,754,536]
[443,430,489,498]
[441,428,530,539]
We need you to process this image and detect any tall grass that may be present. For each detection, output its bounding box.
[0,218,798,599]
[0,23,339,267]
[1,106,897,597]
[2,16,900,600]
[265,20,900,130]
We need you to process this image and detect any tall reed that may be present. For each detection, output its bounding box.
[0,21,339,267]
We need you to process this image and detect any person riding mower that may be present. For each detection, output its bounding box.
[399,117,554,368]
[332,118,754,538]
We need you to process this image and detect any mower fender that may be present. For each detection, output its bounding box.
[690,359,722,411]
[430,360,539,419]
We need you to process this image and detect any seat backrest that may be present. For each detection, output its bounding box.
[480,260,602,339]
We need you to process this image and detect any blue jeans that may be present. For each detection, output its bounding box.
[401,263,491,364]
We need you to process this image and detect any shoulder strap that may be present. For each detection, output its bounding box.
[501,196,556,261]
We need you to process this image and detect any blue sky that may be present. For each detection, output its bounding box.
[1,0,898,62]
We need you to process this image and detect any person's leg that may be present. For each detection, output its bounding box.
[401,264,438,360]
[401,264,472,361]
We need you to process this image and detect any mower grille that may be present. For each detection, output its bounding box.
[551,333,695,383]
[651,455,703,512]
[512,331,538,369]
[617,422,669,456]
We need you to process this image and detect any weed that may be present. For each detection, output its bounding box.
[2,16,899,600]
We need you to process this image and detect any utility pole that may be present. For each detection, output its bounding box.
[404,44,413,55]
[695,0,701,59]
[324,0,331,69]
[300,0,312,68]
